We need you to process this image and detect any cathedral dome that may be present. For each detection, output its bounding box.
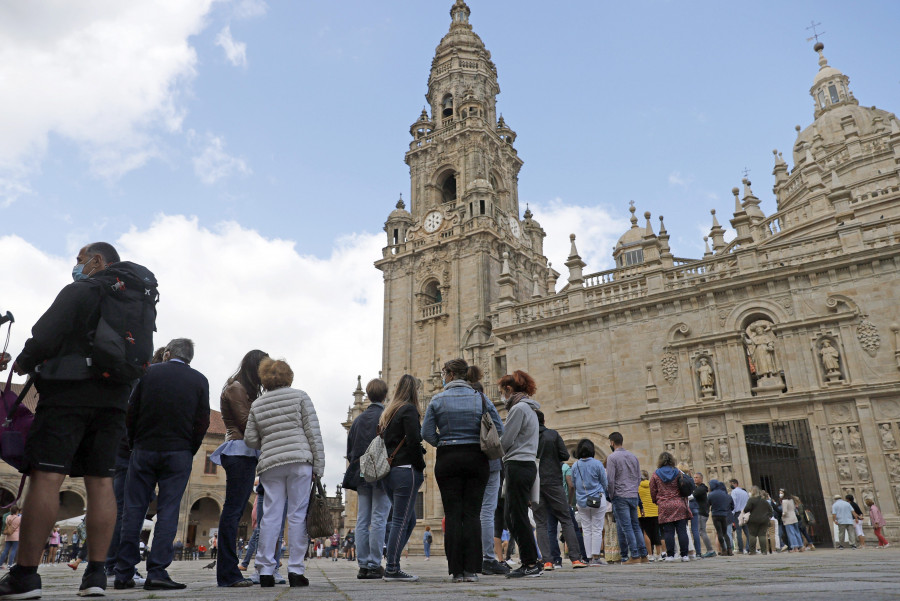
[615,204,643,248]
[388,196,412,221]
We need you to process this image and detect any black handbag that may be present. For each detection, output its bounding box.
[306,475,334,539]
[575,461,602,508]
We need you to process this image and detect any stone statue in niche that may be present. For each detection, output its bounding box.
[819,340,842,382]
[888,454,900,481]
[718,438,730,463]
[837,457,852,481]
[848,426,863,452]
[854,456,870,481]
[894,485,900,506]
[744,320,779,377]
[697,357,715,399]
[665,443,676,456]
[679,441,692,464]
[721,465,733,482]
[831,427,845,453]
[708,467,718,482]
[881,424,898,450]
[704,440,716,464]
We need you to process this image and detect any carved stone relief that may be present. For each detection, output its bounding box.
[857,317,880,357]
[888,453,900,481]
[721,465,733,482]
[874,400,900,421]
[826,403,855,424]
[701,415,725,438]
[831,427,846,453]
[707,466,718,482]
[836,457,852,481]
[880,424,898,451]
[679,441,692,465]
[847,426,863,452]
[704,440,716,464]
[666,421,686,440]
[853,455,870,481]
[661,350,678,384]
[718,438,731,463]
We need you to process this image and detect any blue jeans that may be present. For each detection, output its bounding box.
[216,455,257,586]
[355,481,391,570]
[0,541,18,566]
[105,453,131,574]
[785,523,803,549]
[383,467,424,573]
[661,519,689,558]
[480,469,500,560]
[424,540,431,558]
[611,497,647,559]
[732,512,749,552]
[115,448,193,581]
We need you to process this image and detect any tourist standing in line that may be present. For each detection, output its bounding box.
[865,498,890,548]
[468,377,509,576]
[707,480,734,556]
[741,486,773,554]
[346,379,390,580]
[606,432,648,563]
[832,495,856,549]
[792,495,815,551]
[781,491,804,552]
[845,494,866,548]
[638,471,662,561]
[649,452,691,562]
[423,362,499,582]
[245,358,324,588]
[212,349,268,588]
[533,411,587,570]
[497,370,542,579]
[0,508,21,569]
[690,473,715,558]
[729,479,749,554]
[570,439,607,567]
[114,339,210,592]
[382,374,425,582]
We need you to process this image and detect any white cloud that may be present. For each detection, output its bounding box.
[192,134,252,184]
[0,216,384,489]
[0,177,32,208]
[233,0,267,20]
[527,198,631,282]
[0,1,216,190]
[215,25,247,67]
[668,170,693,187]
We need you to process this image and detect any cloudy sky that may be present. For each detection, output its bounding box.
[1,0,897,489]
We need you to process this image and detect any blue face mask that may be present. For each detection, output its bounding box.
[72,259,95,282]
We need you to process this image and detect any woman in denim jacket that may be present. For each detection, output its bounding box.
[422,359,502,582]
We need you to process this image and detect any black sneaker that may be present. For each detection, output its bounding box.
[112,580,134,590]
[482,559,511,575]
[78,568,107,597]
[364,566,384,579]
[0,570,42,600]
[259,575,275,588]
[356,568,369,579]
[383,570,418,582]
[288,573,308,587]
[506,564,542,579]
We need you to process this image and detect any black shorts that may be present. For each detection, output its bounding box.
[639,516,661,546]
[24,405,126,477]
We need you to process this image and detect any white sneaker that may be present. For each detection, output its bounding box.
[648,555,657,562]
[273,571,286,584]
[664,557,675,562]
[681,556,690,562]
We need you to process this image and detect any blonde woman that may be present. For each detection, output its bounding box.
[245,359,324,588]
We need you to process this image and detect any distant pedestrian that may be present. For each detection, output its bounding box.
[689,473,715,558]
[0,507,21,569]
[649,452,691,562]
[707,480,734,556]
[638,471,662,561]
[865,498,890,548]
[845,494,865,548]
[741,486,773,554]
[423,527,433,560]
[570,439,607,567]
[606,432,648,563]
[831,495,856,549]
[729,479,749,554]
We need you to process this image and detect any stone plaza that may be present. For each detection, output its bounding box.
[27,549,900,600]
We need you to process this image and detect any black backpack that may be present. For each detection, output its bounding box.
[677,471,696,498]
[89,262,159,383]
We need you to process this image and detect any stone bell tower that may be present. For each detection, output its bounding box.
[376,0,549,401]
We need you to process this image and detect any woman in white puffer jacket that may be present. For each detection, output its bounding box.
[244,358,324,588]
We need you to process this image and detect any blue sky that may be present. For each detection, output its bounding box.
[1,0,897,487]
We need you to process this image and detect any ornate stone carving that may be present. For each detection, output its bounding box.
[830,427,846,453]
[665,442,676,456]
[718,438,730,463]
[837,456,852,481]
[857,317,880,357]
[853,456,870,481]
[666,421,685,439]
[888,454,900,481]
[661,350,678,384]
[847,425,863,452]
[679,442,692,465]
[697,356,715,399]
[707,466,718,482]
[827,403,854,424]
[894,485,900,507]
[879,423,897,450]
[704,440,716,464]
[744,319,779,377]
[721,465,733,482]
[874,400,900,420]
[819,339,843,382]
[701,416,725,437]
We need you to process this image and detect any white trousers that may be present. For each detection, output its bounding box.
[256,462,313,575]
[577,501,606,557]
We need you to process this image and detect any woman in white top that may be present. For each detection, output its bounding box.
[780,491,804,552]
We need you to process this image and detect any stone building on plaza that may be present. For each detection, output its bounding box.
[342,0,900,551]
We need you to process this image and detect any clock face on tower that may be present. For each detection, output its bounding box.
[508,216,520,238]
[423,210,443,233]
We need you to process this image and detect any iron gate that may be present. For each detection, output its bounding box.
[743,419,833,546]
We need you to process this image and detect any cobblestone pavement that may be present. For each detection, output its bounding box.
[29,548,900,600]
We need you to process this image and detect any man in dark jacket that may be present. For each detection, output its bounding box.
[114,338,209,591]
[346,379,389,579]
[533,411,586,569]
[1,243,135,599]
[707,480,735,556]
[689,473,715,557]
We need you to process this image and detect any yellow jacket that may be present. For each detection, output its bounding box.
[638,479,659,518]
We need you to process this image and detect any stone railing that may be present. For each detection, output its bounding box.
[664,257,739,290]
[513,296,570,324]
[421,302,444,319]
[585,278,646,307]
[757,234,842,270]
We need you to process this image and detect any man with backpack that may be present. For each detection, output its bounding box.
[3,242,158,599]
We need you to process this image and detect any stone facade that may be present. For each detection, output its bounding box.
[343,1,900,551]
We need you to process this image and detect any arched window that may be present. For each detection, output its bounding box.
[442,94,453,118]
[423,280,442,304]
[440,172,457,203]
